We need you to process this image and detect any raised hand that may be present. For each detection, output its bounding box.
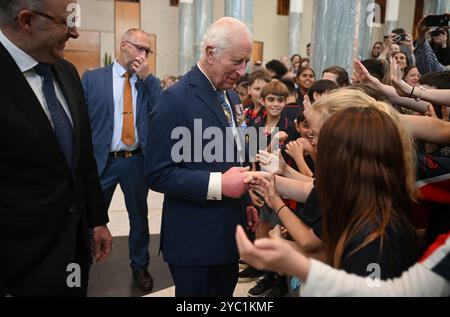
[390,57,413,97]
[298,138,315,157]
[353,60,381,89]
[285,140,304,162]
[131,56,151,80]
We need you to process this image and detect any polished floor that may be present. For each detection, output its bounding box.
[87,189,255,297]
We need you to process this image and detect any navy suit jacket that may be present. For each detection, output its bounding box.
[81,64,161,177]
[145,66,247,266]
[0,43,108,296]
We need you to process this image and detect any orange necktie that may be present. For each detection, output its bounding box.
[121,72,135,146]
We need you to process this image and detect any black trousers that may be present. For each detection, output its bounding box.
[169,263,239,297]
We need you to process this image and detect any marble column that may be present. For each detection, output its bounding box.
[194,0,213,62]
[311,0,374,75]
[224,0,253,33]
[384,0,400,34]
[424,0,448,15]
[288,0,303,57]
[178,0,195,75]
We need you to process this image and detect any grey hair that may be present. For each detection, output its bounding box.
[0,0,46,27]
[121,28,151,42]
[201,17,252,59]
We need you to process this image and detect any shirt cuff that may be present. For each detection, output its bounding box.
[207,172,222,201]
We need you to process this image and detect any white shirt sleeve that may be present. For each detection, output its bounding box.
[300,259,450,297]
[207,172,222,201]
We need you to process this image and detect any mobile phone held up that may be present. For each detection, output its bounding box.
[425,15,449,28]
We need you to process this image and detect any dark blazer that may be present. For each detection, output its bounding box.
[145,66,246,266]
[81,65,161,177]
[0,43,108,296]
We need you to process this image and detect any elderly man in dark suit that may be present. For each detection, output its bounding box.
[145,17,257,297]
[82,29,161,292]
[0,0,112,297]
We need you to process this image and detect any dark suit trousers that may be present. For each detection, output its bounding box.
[101,153,150,270]
[169,263,239,297]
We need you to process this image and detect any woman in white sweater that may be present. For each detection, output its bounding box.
[236,225,450,297]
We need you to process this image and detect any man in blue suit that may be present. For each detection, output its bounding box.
[82,29,161,292]
[145,17,257,297]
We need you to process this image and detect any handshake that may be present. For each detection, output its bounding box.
[222,166,275,232]
[221,166,274,200]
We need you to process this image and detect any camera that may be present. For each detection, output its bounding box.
[425,14,449,27]
[393,33,408,44]
[431,29,446,37]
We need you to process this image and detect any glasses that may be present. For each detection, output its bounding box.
[20,10,77,35]
[125,40,153,57]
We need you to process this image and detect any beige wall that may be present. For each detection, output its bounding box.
[253,0,288,63]
[398,0,416,34]
[140,0,179,77]
[77,0,115,66]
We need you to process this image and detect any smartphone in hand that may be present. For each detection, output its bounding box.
[425,15,449,27]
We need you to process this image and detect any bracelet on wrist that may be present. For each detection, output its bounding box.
[276,205,288,217]
[409,86,415,99]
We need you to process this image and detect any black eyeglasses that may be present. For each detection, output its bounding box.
[19,10,77,35]
[125,40,153,57]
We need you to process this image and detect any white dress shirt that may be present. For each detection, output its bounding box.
[0,29,73,128]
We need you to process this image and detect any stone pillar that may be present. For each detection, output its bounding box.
[178,0,195,75]
[424,0,448,15]
[288,0,303,57]
[194,0,213,62]
[384,0,400,34]
[311,0,374,75]
[224,0,253,33]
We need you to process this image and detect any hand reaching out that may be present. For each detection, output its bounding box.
[249,173,280,210]
[236,225,310,278]
[390,57,413,97]
[249,188,265,208]
[257,149,287,175]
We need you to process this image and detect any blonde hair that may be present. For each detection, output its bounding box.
[310,88,416,199]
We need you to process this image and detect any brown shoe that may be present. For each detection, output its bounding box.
[132,269,154,292]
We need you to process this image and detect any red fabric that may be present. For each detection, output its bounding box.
[420,231,450,262]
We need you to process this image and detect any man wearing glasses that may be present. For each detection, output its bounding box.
[0,0,112,296]
[82,29,161,293]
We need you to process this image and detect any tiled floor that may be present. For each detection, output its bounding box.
[101,189,255,297]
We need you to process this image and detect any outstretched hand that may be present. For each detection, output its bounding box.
[257,149,287,175]
[249,173,280,210]
[236,225,310,278]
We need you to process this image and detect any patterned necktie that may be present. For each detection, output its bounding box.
[34,63,74,168]
[121,72,135,146]
[216,90,234,127]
